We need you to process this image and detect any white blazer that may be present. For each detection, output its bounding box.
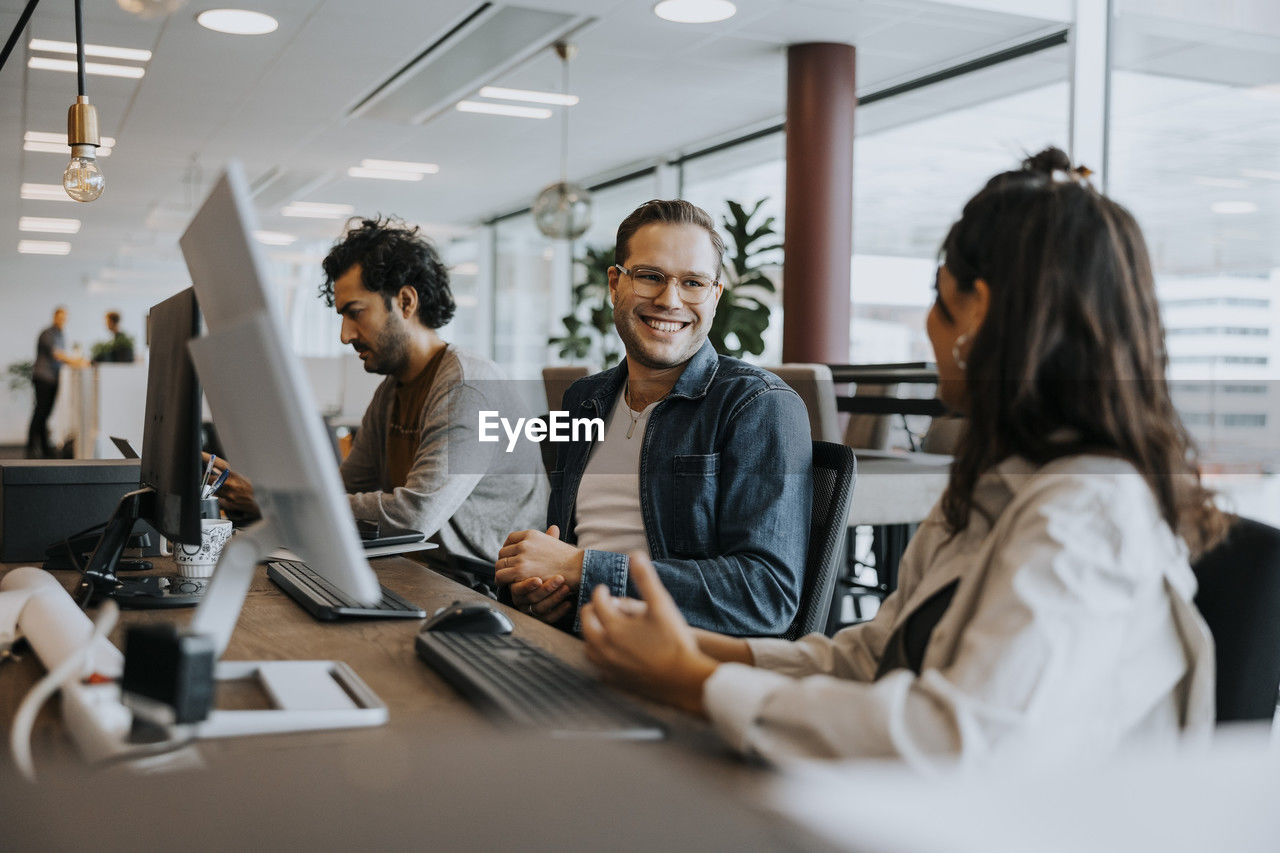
[703,454,1215,768]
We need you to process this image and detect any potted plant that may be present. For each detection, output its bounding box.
[6,360,33,398]
[549,244,622,369]
[710,198,780,359]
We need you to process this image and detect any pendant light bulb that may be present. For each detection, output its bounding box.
[64,147,104,202]
[64,95,105,202]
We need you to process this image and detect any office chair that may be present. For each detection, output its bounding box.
[783,441,857,641]
[1190,516,1280,723]
[542,366,589,411]
[762,364,841,443]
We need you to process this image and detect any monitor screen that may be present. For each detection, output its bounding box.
[180,162,378,608]
[139,287,203,545]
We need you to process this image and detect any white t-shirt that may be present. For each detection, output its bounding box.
[573,387,657,557]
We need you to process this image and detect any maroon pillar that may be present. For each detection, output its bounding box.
[782,43,855,364]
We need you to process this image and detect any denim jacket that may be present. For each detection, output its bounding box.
[549,341,813,636]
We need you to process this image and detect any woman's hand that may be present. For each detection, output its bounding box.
[580,553,718,716]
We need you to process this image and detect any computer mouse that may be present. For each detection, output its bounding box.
[421,600,514,634]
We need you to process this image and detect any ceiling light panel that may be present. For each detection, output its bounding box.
[28,38,152,62]
[457,100,552,119]
[196,9,280,36]
[254,231,297,246]
[1210,201,1258,215]
[25,141,113,156]
[21,183,72,201]
[281,202,355,219]
[26,131,117,147]
[653,0,738,25]
[347,167,425,181]
[19,217,81,234]
[19,240,72,255]
[478,86,578,106]
[360,159,439,174]
[28,57,146,79]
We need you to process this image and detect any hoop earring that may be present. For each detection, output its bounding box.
[952,332,970,372]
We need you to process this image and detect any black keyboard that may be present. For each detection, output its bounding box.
[415,631,666,740]
[266,559,425,620]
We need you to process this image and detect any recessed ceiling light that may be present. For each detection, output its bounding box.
[20,183,72,201]
[28,56,145,79]
[254,230,297,246]
[456,100,552,119]
[478,86,578,106]
[19,240,72,255]
[281,202,355,219]
[196,9,279,35]
[1240,168,1280,181]
[653,0,737,24]
[28,38,152,62]
[346,167,425,182]
[359,159,439,174]
[1210,201,1258,215]
[20,217,81,234]
[1193,176,1248,189]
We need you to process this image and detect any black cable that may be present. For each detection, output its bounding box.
[0,0,41,77]
[74,0,85,96]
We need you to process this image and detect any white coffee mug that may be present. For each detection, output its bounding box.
[172,518,234,579]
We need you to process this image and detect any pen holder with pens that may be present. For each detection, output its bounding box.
[165,497,232,579]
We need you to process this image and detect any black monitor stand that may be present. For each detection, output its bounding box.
[77,487,207,610]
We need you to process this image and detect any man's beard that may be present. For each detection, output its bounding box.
[613,310,703,372]
[357,314,410,376]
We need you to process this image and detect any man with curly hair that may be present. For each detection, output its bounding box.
[214,217,547,576]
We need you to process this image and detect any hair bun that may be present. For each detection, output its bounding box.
[1022,147,1073,175]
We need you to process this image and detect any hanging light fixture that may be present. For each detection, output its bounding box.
[116,0,186,19]
[64,0,104,202]
[532,42,591,240]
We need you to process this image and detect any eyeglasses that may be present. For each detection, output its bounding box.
[614,264,721,305]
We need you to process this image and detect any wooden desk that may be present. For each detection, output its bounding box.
[0,558,830,850]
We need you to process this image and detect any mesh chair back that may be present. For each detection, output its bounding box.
[784,441,857,640]
[1191,516,1280,723]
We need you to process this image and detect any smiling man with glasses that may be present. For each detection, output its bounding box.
[495,199,813,636]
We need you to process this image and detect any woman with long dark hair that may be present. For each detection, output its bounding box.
[579,148,1230,766]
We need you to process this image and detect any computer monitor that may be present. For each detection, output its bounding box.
[79,288,205,600]
[139,288,204,544]
[179,161,378,656]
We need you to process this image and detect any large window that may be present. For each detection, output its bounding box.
[1109,1,1280,525]
[851,46,1070,365]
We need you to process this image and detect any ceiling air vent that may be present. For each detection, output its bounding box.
[250,167,330,210]
[349,3,588,125]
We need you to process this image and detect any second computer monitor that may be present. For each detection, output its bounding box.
[140,287,204,545]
